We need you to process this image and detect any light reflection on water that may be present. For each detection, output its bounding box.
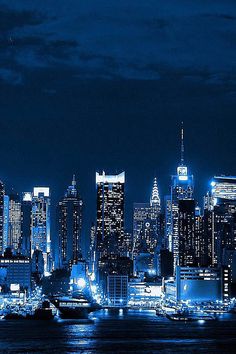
[0,310,236,353]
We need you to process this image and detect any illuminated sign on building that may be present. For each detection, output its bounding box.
[177,166,188,181]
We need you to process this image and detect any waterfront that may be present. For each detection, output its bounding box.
[1,310,236,353]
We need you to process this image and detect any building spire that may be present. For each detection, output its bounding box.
[180,121,184,165]
[150,177,161,207]
[72,174,76,187]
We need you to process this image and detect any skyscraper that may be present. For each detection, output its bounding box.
[58,176,83,269]
[3,195,9,254]
[21,192,33,257]
[7,193,21,253]
[132,178,162,275]
[0,181,5,255]
[133,178,161,255]
[31,187,51,272]
[169,124,194,267]
[178,199,196,266]
[96,171,125,256]
[205,176,236,267]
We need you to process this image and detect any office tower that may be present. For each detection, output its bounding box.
[133,178,161,255]
[211,176,236,201]
[132,178,161,276]
[88,222,96,276]
[178,199,196,266]
[21,192,32,257]
[206,176,236,267]
[164,195,172,250]
[7,193,21,253]
[150,177,161,247]
[150,177,161,210]
[169,124,194,267]
[96,171,125,256]
[3,195,9,254]
[0,181,5,255]
[31,187,51,273]
[194,206,205,266]
[58,176,83,269]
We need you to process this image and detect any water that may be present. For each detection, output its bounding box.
[1,310,236,353]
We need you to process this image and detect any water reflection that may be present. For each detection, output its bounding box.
[0,310,236,353]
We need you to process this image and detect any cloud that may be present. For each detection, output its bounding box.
[0,4,44,32]
[0,1,235,82]
[0,68,23,85]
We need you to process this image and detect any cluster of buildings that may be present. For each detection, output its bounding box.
[0,127,236,309]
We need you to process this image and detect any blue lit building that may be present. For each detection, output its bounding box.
[31,187,51,273]
[133,178,161,275]
[58,176,83,270]
[3,195,9,254]
[0,181,5,255]
[7,193,21,253]
[21,192,33,257]
[169,125,194,268]
[96,171,125,256]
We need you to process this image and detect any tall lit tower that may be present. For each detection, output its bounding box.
[96,171,125,256]
[31,187,51,272]
[133,177,161,255]
[58,175,83,269]
[205,176,236,267]
[170,123,194,267]
[0,181,5,255]
[150,177,161,208]
[8,193,21,252]
[21,192,32,257]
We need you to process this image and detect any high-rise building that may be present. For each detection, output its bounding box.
[21,192,33,257]
[194,206,205,266]
[31,187,51,272]
[133,178,161,255]
[0,181,5,255]
[169,124,194,268]
[7,193,21,253]
[96,171,125,256]
[204,176,236,267]
[58,176,83,269]
[211,176,236,201]
[164,195,172,251]
[3,195,9,254]
[178,199,196,266]
[132,178,162,276]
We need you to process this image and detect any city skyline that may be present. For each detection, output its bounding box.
[0,165,235,257]
[0,1,236,255]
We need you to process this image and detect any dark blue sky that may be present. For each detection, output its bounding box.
[0,1,236,252]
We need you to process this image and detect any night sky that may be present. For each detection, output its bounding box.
[0,1,236,253]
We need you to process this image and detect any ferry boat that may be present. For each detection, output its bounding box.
[166,312,216,321]
[50,294,101,319]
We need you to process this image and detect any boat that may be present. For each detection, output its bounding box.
[50,294,101,319]
[166,311,216,321]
